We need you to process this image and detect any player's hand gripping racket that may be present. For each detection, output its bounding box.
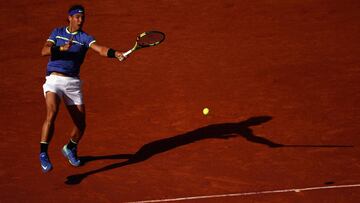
[123,31,165,57]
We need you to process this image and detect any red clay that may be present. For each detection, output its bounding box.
[1,0,360,202]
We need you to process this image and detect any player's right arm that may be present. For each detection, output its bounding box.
[90,43,126,61]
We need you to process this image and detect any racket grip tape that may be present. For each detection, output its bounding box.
[123,49,132,57]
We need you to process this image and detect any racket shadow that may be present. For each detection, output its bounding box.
[79,154,133,166]
[79,115,281,166]
[65,116,352,185]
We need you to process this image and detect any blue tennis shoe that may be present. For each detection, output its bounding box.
[62,145,81,167]
[40,152,53,173]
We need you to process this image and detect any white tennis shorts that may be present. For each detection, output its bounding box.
[43,74,84,105]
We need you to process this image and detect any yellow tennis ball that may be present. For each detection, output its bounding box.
[202,108,209,115]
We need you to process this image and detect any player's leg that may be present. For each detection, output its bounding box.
[40,92,61,172]
[62,104,86,167]
[66,104,86,143]
[61,77,85,167]
[41,92,61,143]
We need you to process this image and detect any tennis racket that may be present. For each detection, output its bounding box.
[123,31,165,57]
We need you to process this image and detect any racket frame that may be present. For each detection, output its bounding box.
[123,31,165,57]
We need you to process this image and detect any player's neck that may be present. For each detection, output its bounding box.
[67,26,80,33]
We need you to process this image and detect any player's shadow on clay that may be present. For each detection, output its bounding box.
[65,116,352,185]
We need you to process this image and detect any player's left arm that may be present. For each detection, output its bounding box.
[90,43,125,61]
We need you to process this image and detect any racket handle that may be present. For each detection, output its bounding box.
[123,49,132,57]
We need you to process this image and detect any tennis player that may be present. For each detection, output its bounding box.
[39,4,125,172]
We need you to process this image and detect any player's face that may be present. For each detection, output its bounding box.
[68,13,85,31]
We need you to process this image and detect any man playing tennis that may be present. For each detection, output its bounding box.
[39,4,126,172]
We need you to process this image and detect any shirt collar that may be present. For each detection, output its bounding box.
[66,27,79,35]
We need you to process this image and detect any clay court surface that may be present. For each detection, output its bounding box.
[1,0,360,202]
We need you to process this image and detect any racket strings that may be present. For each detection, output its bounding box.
[138,33,165,46]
